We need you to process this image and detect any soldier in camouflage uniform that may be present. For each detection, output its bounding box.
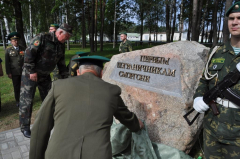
[67,51,89,77]
[49,24,62,81]
[19,23,72,138]
[193,2,240,158]
[5,32,26,107]
[119,32,132,53]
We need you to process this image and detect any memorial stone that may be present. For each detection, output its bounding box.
[103,41,210,152]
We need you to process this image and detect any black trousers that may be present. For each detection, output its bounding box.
[12,75,22,103]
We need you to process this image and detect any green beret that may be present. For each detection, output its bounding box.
[72,55,110,68]
[76,51,90,56]
[50,24,59,28]
[226,2,240,17]
[120,32,127,35]
[59,23,73,35]
[7,32,21,40]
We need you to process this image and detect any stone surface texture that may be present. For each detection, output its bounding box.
[103,41,210,153]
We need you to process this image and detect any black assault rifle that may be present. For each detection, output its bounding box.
[184,68,240,126]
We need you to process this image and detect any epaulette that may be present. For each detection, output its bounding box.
[6,46,12,49]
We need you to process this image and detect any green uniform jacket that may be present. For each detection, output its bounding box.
[24,32,68,77]
[194,41,240,146]
[30,73,140,159]
[119,40,132,53]
[5,45,25,75]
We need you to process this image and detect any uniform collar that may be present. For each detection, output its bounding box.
[13,45,19,50]
[222,40,235,55]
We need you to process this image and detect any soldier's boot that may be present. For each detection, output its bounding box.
[21,127,31,138]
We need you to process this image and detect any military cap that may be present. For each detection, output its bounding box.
[7,32,21,40]
[226,2,240,17]
[72,55,110,68]
[50,24,59,29]
[76,51,90,56]
[59,23,73,35]
[120,32,127,35]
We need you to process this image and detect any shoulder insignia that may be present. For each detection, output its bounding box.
[211,58,225,63]
[33,40,40,46]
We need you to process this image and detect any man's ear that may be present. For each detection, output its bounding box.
[77,69,81,76]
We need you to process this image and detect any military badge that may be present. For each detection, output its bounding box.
[33,40,40,46]
[211,58,225,64]
[213,65,217,69]
[20,51,24,55]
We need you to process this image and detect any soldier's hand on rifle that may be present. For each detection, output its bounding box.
[30,73,38,82]
[236,63,240,72]
[193,97,209,113]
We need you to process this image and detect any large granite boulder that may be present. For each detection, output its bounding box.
[102,41,210,153]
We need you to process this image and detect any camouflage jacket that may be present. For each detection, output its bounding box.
[194,41,240,145]
[119,40,132,53]
[24,32,68,77]
[5,45,25,75]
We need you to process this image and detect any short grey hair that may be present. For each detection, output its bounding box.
[56,28,67,34]
[79,64,102,76]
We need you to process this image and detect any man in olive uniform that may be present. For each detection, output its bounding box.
[49,24,62,81]
[19,23,72,138]
[29,55,143,159]
[119,32,132,53]
[5,32,26,107]
[68,51,89,77]
[193,2,240,158]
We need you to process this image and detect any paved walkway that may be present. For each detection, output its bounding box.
[0,128,29,159]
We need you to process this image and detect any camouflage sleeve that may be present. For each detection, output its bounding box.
[57,50,69,79]
[5,49,11,75]
[24,35,42,74]
[128,41,132,52]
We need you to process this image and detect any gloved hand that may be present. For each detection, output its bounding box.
[236,63,240,72]
[193,97,209,113]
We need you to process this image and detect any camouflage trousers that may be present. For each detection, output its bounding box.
[52,65,61,81]
[19,67,52,130]
[203,130,240,159]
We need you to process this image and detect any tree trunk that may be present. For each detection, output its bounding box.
[29,0,33,41]
[178,0,184,41]
[82,0,86,48]
[94,0,98,52]
[140,2,143,45]
[0,20,6,49]
[191,0,198,41]
[170,0,176,42]
[166,0,170,42]
[217,0,223,42]
[200,0,209,43]
[196,0,203,41]
[113,0,117,48]
[223,0,232,43]
[12,0,26,48]
[91,0,95,52]
[100,0,105,51]
[212,0,219,46]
